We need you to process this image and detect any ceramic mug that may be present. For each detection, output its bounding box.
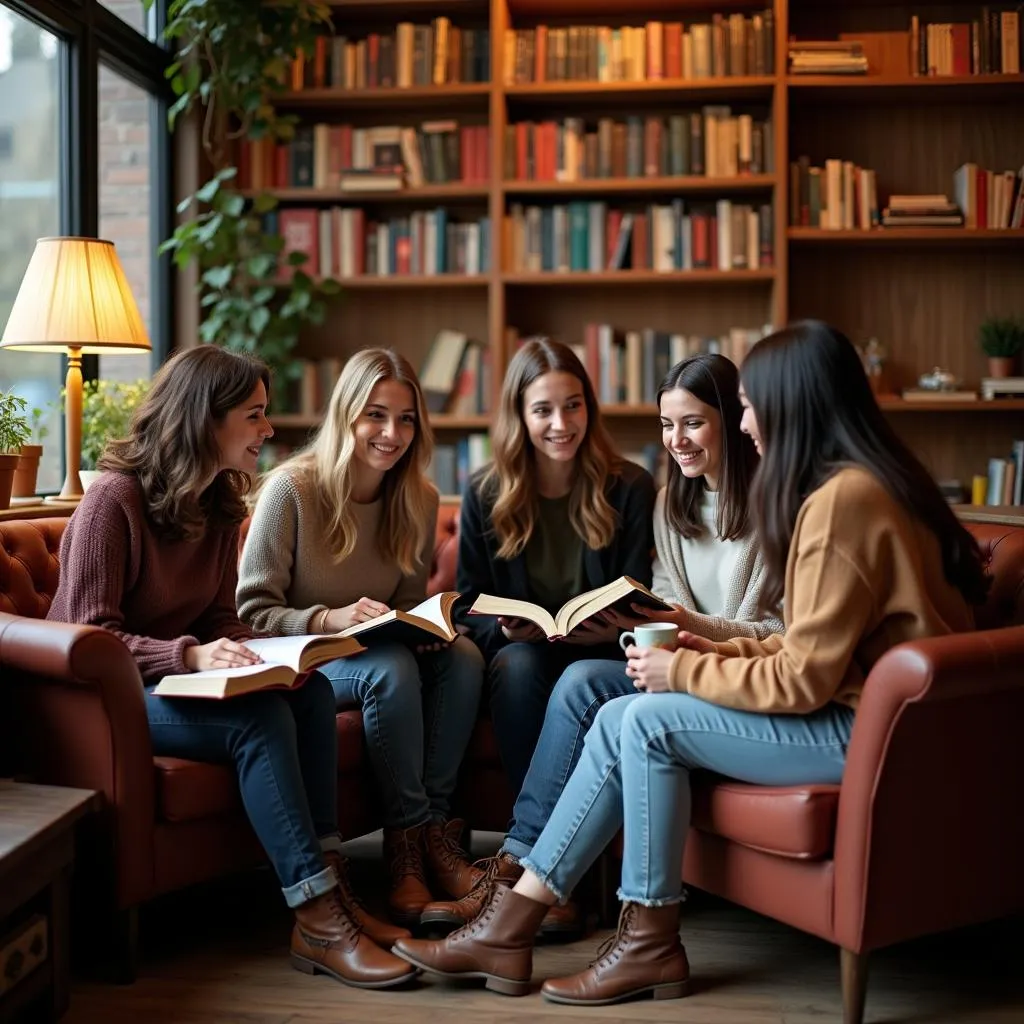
[618,621,679,653]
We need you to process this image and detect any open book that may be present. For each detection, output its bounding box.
[338,592,460,646]
[152,633,365,699]
[469,576,672,640]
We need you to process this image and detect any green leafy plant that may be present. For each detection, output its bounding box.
[0,391,31,454]
[28,406,49,444]
[144,0,341,388]
[979,317,1024,359]
[77,379,151,470]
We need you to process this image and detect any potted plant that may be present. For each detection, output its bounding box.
[11,405,51,499]
[0,390,32,511]
[979,316,1024,379]
[78,378,150,490]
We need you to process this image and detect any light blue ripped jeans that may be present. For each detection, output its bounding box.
[520,691,855,905]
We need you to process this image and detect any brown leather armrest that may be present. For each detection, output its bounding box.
[0,611,158,907]
[833,625,1024,953]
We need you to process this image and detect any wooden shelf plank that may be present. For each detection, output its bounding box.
[318,275,490,289]
[508,0,762,13]
[788,228,1024,245]
[502,269,775,285]
[504,174,777,196]
[504,76,776,103]
[240,185,490,203]
[276,83,491,108]
[878,399,1024,412]
[787,73,1024,101]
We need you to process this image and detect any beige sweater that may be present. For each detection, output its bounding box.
[236,469,439,636]
[667,467,975,713]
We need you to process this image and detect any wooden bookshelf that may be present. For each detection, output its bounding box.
[223,0,1024,492]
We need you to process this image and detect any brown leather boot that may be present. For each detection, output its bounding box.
[423,818,485,899]
[290,887,418,989]
[323,850,411,949]
[383,824,434,926]
[539,898,583,938]
[419,852,523,929]
[540,902,691,1005]
[392,883,549,995]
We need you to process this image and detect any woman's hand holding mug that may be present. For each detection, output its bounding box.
[621,622,679,693]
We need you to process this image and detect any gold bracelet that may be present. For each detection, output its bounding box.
[318,608,331,634]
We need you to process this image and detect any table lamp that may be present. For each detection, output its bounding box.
[0,237,152,503]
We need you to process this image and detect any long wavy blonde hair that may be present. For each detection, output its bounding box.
[271,348,436,574]
[484,338,622,560]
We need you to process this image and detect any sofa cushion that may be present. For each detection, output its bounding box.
[155,757,242,822]
[336,708,367,774]
[691,777,841,860]
[0,518,65,617]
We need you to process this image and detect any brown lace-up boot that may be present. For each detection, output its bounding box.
[383,824,434,926]
[290,887,418,989]
[323,850,411,949]
[423,818,485,899]
[419,852,523,928]
[393,883,549,995]
[540,902,690,1005]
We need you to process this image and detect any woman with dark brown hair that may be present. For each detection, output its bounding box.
[454,337,657,799]
[47,344,415,991]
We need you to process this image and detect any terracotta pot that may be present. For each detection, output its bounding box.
[987,356,1016,379]
[0,452,20,511]
[12,443,43,499]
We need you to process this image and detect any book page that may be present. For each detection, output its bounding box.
[556,576,667,635]
[244,635,316,672]
[153,663,294,698]
[404,592,459,637]
[469,594,557,637]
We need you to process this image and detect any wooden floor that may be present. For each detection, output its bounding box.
[64,834,1024,1024]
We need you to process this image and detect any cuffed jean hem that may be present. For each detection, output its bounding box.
[501,838,531,862]
[282,865,337,909]
[616,889,685,907]
[518,856,571,903]
[319,834,345,856]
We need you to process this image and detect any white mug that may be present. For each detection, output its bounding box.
[619,622,678,653]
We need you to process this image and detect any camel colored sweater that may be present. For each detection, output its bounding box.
[236,469,439,636]
[46,471,252,682]
[667,467,975,713]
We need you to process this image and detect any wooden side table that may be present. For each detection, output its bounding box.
[0,781,101,1022]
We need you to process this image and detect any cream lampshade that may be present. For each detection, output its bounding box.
[0,237,152,502]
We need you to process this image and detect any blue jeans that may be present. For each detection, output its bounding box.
[520,692,856,904]
[504,658,633,860]
[144,671,340,909]
[319,636,484,828]
[488,642,624,800]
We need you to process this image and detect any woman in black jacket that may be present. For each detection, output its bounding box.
[455,338,656,798]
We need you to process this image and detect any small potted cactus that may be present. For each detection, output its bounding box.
[979,316,1024,379]
[12,405,52,499]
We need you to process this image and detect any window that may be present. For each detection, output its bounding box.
[98,0,157,42]
[0,5,64,492]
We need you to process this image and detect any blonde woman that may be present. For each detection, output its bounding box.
[237,348,485,928]
[455,338,657,800]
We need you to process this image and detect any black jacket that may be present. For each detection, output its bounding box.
[454,459,657,661]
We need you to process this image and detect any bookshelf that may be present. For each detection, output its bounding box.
[235,0,1024,494]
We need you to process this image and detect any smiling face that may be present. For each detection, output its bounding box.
[213,380,273,475]
[521,370,589,467]
[659,386,723,491]
[352,378,417,478]
[739,385,762,456]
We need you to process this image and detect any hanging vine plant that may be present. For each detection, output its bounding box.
[144,0,340,390]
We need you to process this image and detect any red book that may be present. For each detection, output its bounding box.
[278,209,319,279]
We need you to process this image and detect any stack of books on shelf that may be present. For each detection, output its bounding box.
[789,157,878,229]
[976,441,1024,506]
[267,207,490,279]
[288,20,490,91]
[909,10,1021,76]
[418,329,491,417]
[429,435,491,497]
[788,40,868,75]
[503,10,774,84]
[237,121,491,192]
[880,194,964,228]
[505,199,773,273]
[953,163,1024,229]
[506,108,773,182]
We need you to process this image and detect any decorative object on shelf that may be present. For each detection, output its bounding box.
[0,237,151,504]
[77,379,151,491]
[147,0,341,384]
[980,376,1024,401]
[11,406,50,499]
[858,337,887,394]
[917,366,962,391]
[0,390,31,511]
[979,316,1024,379]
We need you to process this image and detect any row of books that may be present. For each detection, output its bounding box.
[503,12,775,85]
[788,40,868,76]
[977,441,1024,507]
[288,21,490,91]
[504,200,774,274]
[418,330,491,417]
[237,122,490,192]
[505,109,773,183]
[267,207,491,279]
[909,10,1021,76]
[789,158,878,230]
[429,435,492,498]
[953,163,1024,230]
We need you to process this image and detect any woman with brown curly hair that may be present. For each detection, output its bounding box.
[454,338,656,800]
[47,344,415,991]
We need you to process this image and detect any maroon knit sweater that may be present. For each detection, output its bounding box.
[47,471,253,682]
